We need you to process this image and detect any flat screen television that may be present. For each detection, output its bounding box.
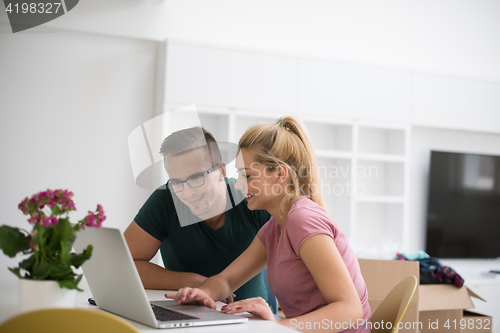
[426,150,500,259]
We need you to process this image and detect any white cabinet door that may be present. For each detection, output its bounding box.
[164,43,298,113]
[297,60,411,123]
[412,73,500,133]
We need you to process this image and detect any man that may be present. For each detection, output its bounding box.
[124,126,271,303]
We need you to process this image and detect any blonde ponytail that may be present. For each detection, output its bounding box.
[238,116,325,213]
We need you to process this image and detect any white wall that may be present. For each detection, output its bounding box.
[0,29,157,284]
[409,126,500,252]
[412,73,500,133]
[1,0,500,272]
[1,0,500,82]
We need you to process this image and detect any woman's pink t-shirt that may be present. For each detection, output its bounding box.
[257,196,370,332]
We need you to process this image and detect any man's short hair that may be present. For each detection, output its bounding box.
[159,126,222,166]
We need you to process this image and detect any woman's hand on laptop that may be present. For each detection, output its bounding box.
[165,287,217,310]
[220,297,277,322]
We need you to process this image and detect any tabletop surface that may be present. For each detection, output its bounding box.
[0,277,295,333]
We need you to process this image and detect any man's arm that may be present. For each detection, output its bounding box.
[124,221,207,290]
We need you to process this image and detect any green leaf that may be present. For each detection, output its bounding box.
[51,219,76,264]
[70,245,92,268]
[31,224,46,247]
[48,262,73,279]
[8,267,22,278]
[51,205,62,216]
[32,261,51,280]
[0,225,31,257]
[55,272,76,281]
[55,218,76,245]
[21,248,34,255]
[42,226,58,253]
[57,274,83,291]
[18,255,36,272]
[59,241,73,265]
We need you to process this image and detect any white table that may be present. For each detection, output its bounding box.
[0,278,295,332]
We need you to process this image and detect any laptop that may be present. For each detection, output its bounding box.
[73,227,248,329]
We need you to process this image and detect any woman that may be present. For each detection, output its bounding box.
[166,117,370,332]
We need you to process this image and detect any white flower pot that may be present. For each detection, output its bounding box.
[18,278,77,312]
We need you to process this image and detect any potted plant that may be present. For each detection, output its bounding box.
[0,189,106,311]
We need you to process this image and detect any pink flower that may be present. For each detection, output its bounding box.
[18,198,28,210]
[86,213,96,226]
[48,215,58,225]
[18,189,105,231]
[29,242,37,248]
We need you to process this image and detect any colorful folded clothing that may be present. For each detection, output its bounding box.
[395,252,464,287]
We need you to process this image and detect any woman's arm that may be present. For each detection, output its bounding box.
[166,235,267,305]
[221,233,364,329]
[279,233,364,332]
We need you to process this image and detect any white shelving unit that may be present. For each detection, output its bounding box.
[163,104,411,254]
[352,123,410,254]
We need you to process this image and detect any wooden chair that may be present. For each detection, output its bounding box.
[369,275,417,333]
[0,308,140,333]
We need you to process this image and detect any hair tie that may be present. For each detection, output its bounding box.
[277,117,290,130]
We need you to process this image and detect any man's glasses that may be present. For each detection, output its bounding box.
[167,164,220,193]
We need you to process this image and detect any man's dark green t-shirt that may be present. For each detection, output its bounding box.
[134,178,271,303]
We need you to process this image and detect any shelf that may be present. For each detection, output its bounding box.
[354,201,404,249]
[198,112,230,142]
[355,196,405,204]
[316,157,351,237]
[177,105,411,253]
[315,150,352,159]
[304,121,352,151]
[232,115,275,143]
[358,126,406,156]
[357,153,405,163]
[355,160,405,197]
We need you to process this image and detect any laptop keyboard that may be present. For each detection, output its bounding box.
[151,304,199,321]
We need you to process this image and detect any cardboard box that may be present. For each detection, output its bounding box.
[461,311,493,333]
[358,259,491,333]
[419,284,488,333]
[359,259,420,333]
[420,309,492,333]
